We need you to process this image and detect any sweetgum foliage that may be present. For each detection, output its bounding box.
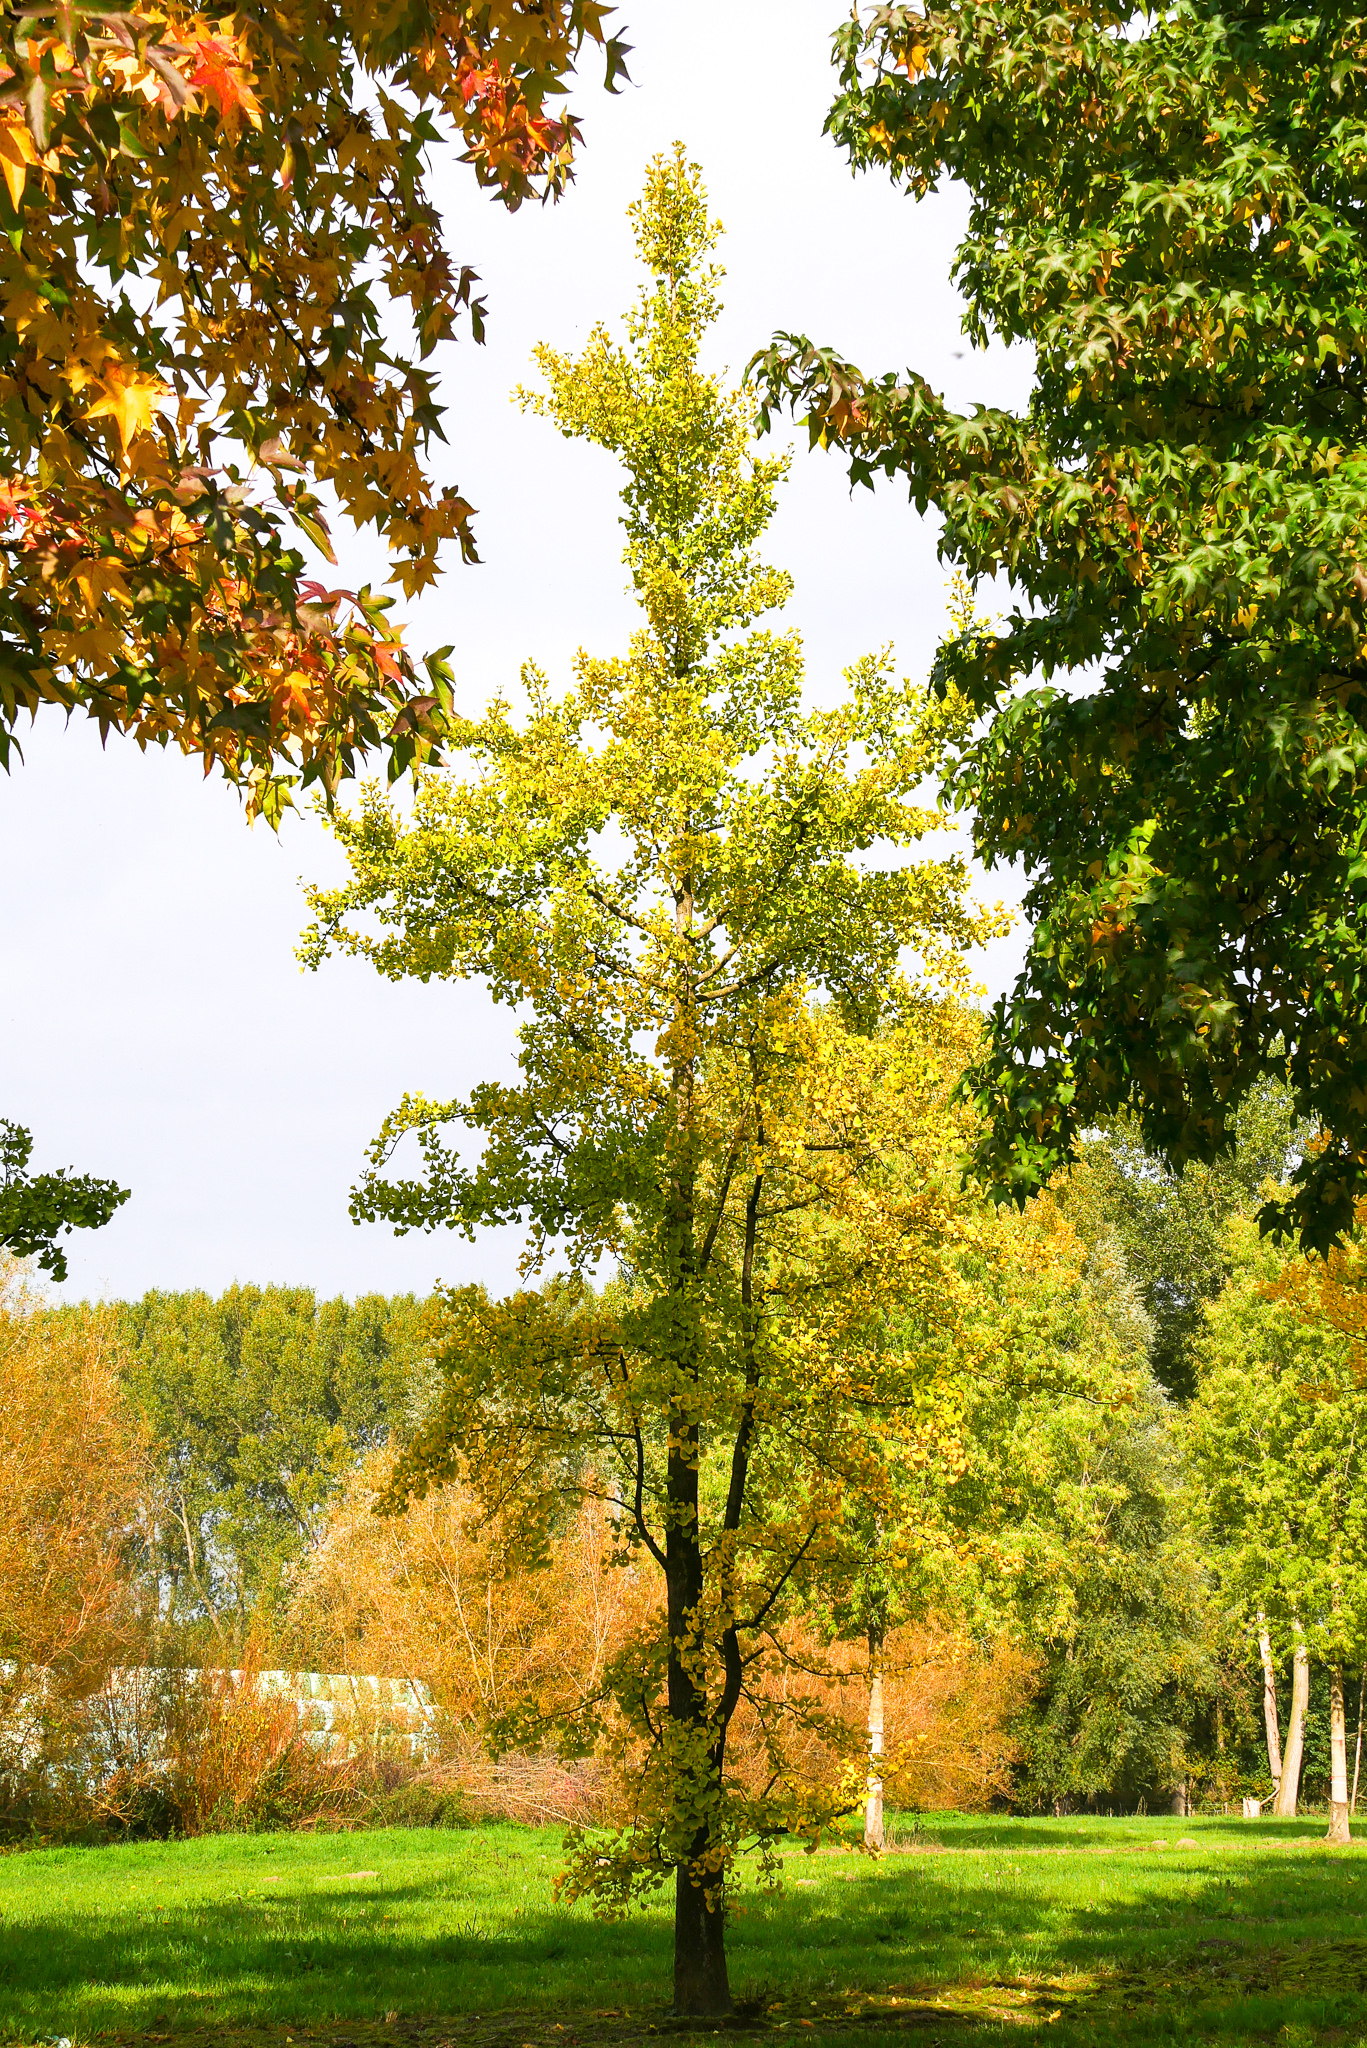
[754,0,1367,1251]
[0,0,626,819]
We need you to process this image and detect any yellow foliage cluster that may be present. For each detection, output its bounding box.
[724,1623,1035,1817]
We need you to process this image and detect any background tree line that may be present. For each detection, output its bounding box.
[6,1065,1362,1835]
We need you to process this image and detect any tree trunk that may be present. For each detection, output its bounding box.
[665,1347,732,2016]
[865,1621,885,1852]
[1328,1663,1352,1844]
[1274,1624,1310,1818]
[1352,1666,1365,1816]
[664,955,732,2020]
[673,1852,731,2015]
[1258,1615,1282,1800]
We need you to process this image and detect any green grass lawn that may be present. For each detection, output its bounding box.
[1,1813,1363,2048]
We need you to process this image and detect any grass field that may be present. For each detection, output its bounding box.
[2,1813,1363,2048]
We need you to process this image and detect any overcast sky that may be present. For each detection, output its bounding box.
[2,0,1034,1305]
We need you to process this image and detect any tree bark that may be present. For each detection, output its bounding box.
[664,898,732,2020]
[1352,1666,1365,1816]
[665,1280,731,2013]
[865,1620,885,1852]
[1258,1615,1282,1800]
[1328,1663,1352,1844]
[665,1354,732,2015]
[674,1856,731,2015]
[1274,1624,1310,1818]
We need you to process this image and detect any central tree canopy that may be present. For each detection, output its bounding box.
[305,148,1001,2017]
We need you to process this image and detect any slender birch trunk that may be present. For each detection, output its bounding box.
[1327,1664,1352,1844]
[1258,1615,1282,1801]
[1274,1624,1310,1818]
[865,1620,885,1852]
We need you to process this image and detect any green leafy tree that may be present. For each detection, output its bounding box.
[1189,1221,1367,1839]
[303,149,998,2016]
[1064,1082,1301,1399]
[949,1203,1215,1811]
[0,1119,127,1281]
[997,1395,1214,1815]
[111,1285,428,1648]
[752,1,1367,1251]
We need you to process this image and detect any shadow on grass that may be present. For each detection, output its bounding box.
[890,1814,1331,1852]
[0,1877,672,2035]
[3,1827,1364,2044]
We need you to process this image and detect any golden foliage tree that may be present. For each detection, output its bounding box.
[305,149,1001,2015]
[292,1448,658,1820]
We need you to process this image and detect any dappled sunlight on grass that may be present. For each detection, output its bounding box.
[0,1815,1363,2045]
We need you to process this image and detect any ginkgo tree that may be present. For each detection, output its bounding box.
[1,0,626,820]
[303,149,1001,2016]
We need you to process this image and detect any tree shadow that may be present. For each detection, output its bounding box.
[890,1814,1330,1852]
[0,1874,670,2036]
[5,1825,1364,2041]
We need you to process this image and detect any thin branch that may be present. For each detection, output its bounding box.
[740,1524,820,1635]
[622,1358,666,1570]
[698,1099,754,1273]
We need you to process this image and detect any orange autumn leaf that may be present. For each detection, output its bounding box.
[188,36,262,134]
[271,671,316,731]
[0,0,626,816]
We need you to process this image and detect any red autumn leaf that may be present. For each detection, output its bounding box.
[188,38,261,134]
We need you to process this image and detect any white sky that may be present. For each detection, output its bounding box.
[2,0,1034,1304]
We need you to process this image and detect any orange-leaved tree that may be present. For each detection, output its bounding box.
[0,0,627,820]
[291,1448,659,1821]
[0,1259,148,1792]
